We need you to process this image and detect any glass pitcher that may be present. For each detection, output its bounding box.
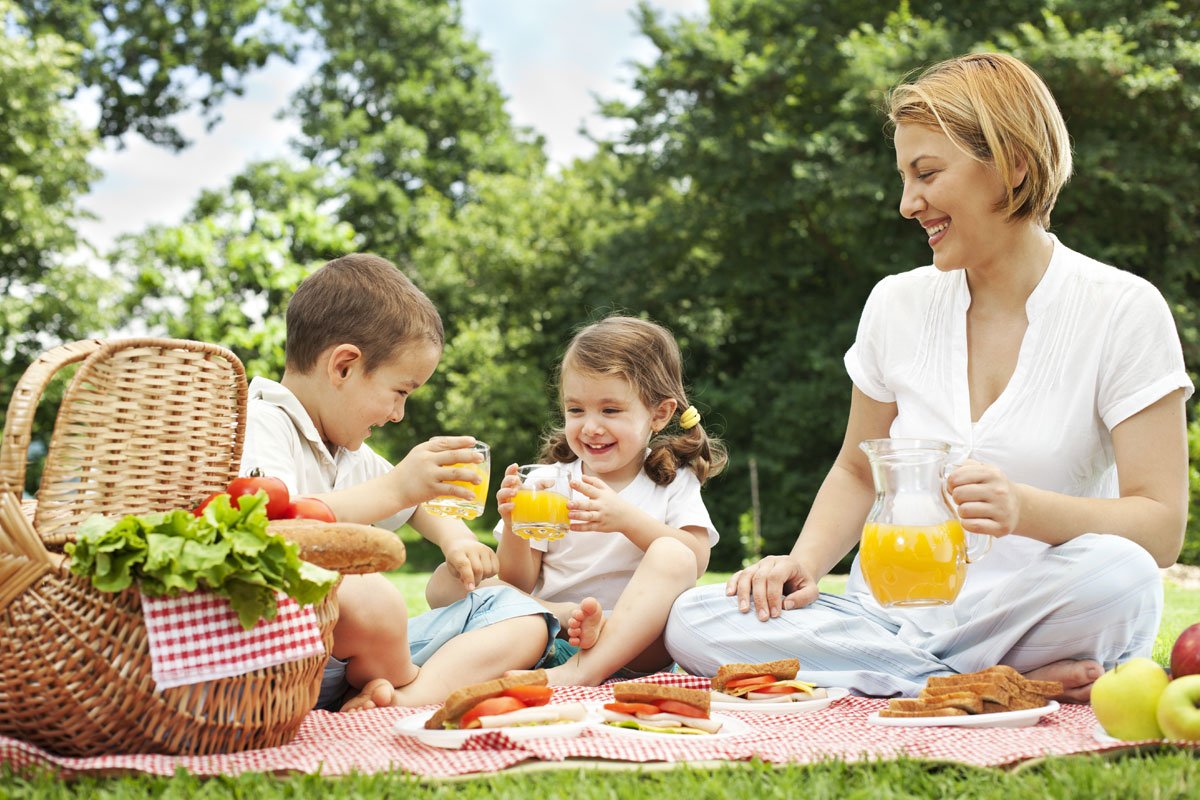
[858,438,990,608]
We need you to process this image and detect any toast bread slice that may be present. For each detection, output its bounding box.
[711,659,800,692]
[611,681,711,714]
[425,670,548,730]
[889,692,984,714]
[880,706,969,718]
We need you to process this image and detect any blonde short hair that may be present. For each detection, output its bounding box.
[887,52,1072,228]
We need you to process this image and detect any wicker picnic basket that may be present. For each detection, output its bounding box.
[0,338,387,757]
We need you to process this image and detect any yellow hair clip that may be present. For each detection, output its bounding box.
[679,405,701,430]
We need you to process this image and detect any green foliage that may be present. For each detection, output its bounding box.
[1183,401,1200,566]
[14,0,291,148]
[286,0,545,260]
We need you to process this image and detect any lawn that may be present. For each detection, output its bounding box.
[3,556,1197,797]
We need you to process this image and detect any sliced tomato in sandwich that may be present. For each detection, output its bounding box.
[502,685,553,706]
[723,674,777,690]
[604,701,662,716]
[655,699,708,719]
[460,696,527,729]
[749,684,799,694]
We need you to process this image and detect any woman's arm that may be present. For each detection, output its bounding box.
[957,389,1189,566]
[730,386,897,620]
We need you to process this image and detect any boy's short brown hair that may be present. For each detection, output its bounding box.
[285,253,444,374]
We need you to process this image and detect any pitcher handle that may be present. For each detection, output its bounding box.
[941,455,992,564]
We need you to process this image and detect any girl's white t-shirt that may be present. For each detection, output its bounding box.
[842,236,1193,605]
[518,458,718,613]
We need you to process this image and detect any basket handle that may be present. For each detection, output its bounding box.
[0,491,55,611]
[0,339,105,495]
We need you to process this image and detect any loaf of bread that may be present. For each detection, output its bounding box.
[268,520,406,574]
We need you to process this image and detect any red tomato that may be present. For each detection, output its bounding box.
[192,491,223,516]
[282,497,337,523]
[749,684,799,695]
[460,696,526,728]
[654,699,707,719]
[227,471,290,519]
[603,702,662,717]
[502,685,553,706]
[723,674,775,689]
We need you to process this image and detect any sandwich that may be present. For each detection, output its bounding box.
[879,665,1063,718]
[600,682,723,734]
[710,659,827,703]
[424,670,588,730]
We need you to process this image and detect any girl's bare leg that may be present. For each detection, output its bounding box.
[544,537,698,686]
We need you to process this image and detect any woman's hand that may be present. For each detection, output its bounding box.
[947,459,1021,537]
[567,474,635,532]
[726,554,821,621]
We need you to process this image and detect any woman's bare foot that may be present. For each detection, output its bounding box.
[340,677,396,712]
[1023,659,1104,703]
[566,597,605,650]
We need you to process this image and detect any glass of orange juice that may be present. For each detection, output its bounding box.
[511,464,571,542]
[422,442,490,520]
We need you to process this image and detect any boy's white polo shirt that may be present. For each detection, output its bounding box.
[241,376,415,531]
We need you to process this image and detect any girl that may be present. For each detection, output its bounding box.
[496,315,727,685]
[665,52,1191,702]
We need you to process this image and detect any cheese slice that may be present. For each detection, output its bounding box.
[600,708,723,734]
[476,702,588,728]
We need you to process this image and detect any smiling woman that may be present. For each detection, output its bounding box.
[665,51,1193,705]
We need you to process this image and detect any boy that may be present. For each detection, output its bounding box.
[241,253,558,711]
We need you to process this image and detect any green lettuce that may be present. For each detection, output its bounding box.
[65,491,338,629]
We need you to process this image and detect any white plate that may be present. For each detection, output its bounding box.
[867,701,1059,728]
[593,711,751,741]
[393,707,599,749]
[711,686,850,715]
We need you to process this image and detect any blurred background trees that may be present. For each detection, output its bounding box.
[2,0,1197,568]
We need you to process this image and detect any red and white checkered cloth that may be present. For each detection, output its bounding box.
[2,673,1197,777]
[139,589,325,689]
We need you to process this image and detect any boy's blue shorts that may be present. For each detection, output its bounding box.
[316,585,559,710]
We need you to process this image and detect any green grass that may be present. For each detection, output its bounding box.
[4,751,1200,798]
[2,571,1196,795]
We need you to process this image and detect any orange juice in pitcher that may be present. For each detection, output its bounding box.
[858,439,989,608]
[859,519,967,606]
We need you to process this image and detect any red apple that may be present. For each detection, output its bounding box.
[1170,622,1200,678]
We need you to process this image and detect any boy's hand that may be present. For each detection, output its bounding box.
[442,539,499,591]
[391,435,484,509]
[567,474,634,533]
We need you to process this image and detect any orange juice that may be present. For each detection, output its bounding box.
[423,461,490,520]
[859,519,966,607]
[512,488,570,541]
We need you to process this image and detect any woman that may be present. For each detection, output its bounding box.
[664,52,1192,702]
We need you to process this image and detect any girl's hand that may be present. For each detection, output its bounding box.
[726,554,820,621]
[567,474,633,532]
[946,459,1020,537]
[495,463,520,526]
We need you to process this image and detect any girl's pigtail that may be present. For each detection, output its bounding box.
[537,427,577,465]
[644,408,727,486]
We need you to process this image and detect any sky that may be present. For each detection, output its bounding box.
[76,0,708,252]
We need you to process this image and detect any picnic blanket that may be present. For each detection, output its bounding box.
[0,674,1192,778]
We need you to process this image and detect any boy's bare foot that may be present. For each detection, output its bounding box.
[1023,659,1104,703]
[566,597,605,650]
[340,677,396,712]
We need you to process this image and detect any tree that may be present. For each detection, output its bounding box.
[14,0,291,148]
[286,0,545,260]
